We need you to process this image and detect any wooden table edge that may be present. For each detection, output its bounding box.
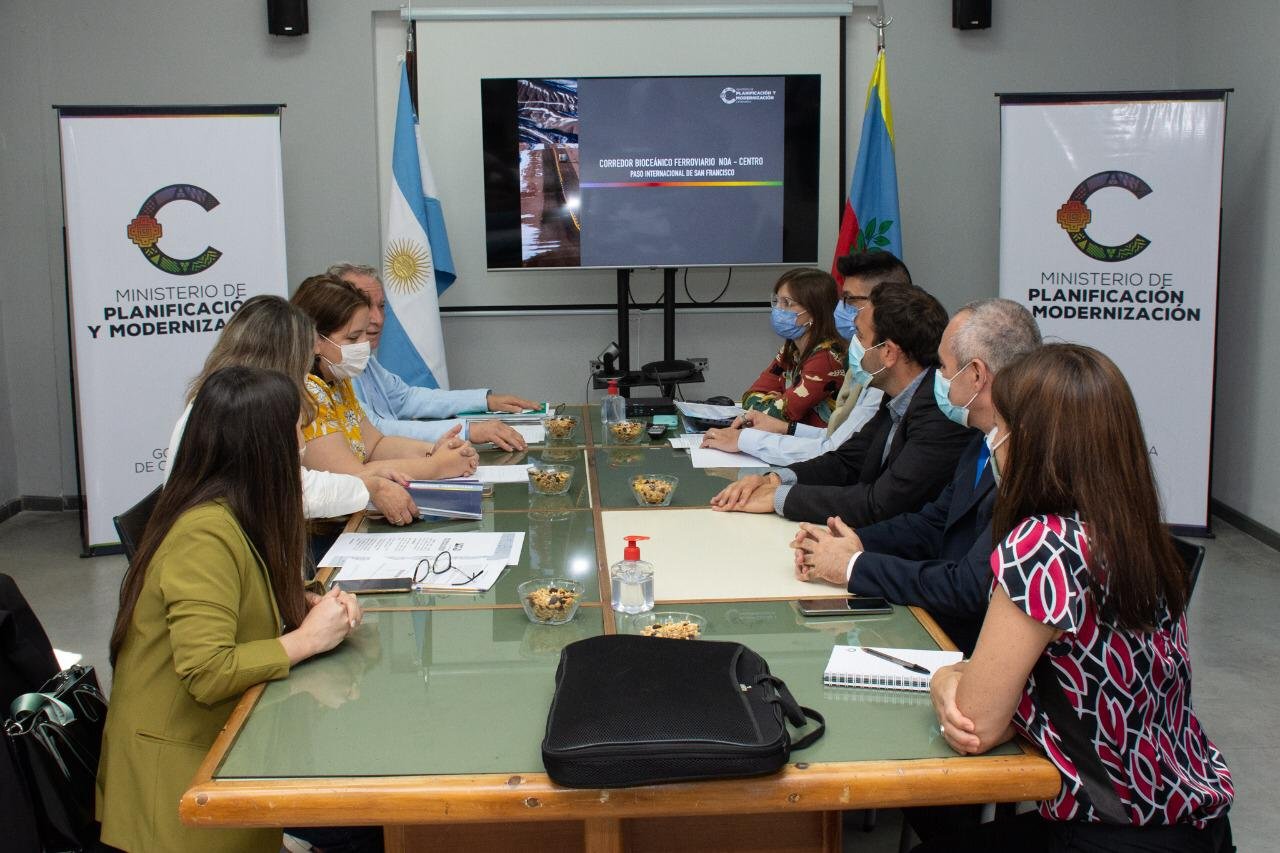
[181,752,1060,827]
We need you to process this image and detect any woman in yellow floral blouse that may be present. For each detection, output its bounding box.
[292,275,477,517]
[741,268,846,428]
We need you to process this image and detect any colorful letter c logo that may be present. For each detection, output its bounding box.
[1055,171,1152,262]
[126,184,223,276]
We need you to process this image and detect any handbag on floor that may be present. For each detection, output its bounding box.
[5,664,107,851]
[542,634,824,788]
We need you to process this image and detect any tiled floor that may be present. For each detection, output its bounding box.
[4,510,1276,851]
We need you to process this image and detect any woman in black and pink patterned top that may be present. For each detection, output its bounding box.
[919,344,1233,852]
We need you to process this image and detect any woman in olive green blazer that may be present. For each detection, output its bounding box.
[97,366,360,853]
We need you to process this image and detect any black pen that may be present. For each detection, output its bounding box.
[862,647,930,675]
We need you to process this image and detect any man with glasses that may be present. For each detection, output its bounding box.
[702,251,910,464]
[711,279,972,528]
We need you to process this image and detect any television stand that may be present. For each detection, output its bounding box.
[592,268,706,398]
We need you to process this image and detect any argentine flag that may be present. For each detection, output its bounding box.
[381,63,456,389]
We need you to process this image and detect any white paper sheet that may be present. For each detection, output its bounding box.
[475,465,534,484]
[320,531,524,568]
[675,401,746,420]
[601,509,819,601]
[513,424,546,444]
[689,447,769,468]
[332,554,508,592]
[668,434,703,449]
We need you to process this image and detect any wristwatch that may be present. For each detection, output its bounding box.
[786,422,797,436]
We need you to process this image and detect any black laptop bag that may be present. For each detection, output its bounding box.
[542,634,825,788]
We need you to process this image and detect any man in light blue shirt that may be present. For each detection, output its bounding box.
[333,264,537,451]
[700,250,911,465]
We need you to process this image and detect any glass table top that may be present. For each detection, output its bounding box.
[214,601,1009,780]
[592,446,766,509]
[356,510,601,608]
[221,403,1016,784]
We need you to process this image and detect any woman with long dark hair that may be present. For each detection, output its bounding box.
[98,366,362,853]
[921,344,1233,852]
[741,268,846,427]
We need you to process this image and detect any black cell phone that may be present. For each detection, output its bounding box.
[797,597,893,617]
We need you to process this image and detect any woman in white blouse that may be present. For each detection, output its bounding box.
[166,295,417,522]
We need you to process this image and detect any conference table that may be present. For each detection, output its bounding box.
[180,406,1058,852]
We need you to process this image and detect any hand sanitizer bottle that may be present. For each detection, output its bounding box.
[601,378,625,428]
[610,535,654,614]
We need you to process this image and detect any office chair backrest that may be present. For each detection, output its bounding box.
[112,485,163,562]
[1170,536,1206,600]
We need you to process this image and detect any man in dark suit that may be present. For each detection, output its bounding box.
[712,281,972,527]
[790,298,1042,654]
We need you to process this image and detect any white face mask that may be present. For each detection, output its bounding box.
[321,336,370,380]
[986,426,1010,484]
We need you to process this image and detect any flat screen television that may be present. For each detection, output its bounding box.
[480,75,821,270]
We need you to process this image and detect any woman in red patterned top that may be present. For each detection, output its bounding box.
[741,268,845,428]
[920,344,1233,852]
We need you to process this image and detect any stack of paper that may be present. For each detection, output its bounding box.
[321,531,525,593]
[675,401,745,420]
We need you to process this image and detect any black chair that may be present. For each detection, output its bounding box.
[112,485,163,562]
[1171,536,1206,599]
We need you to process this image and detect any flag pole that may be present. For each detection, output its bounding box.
[405,2,418,112]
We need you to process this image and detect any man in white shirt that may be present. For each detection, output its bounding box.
[330,264,537,451]
[700,250,912,464]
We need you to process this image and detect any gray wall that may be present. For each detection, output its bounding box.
[1180,0,1280,533]
[0,310,16,504]
[2,0,1276,533]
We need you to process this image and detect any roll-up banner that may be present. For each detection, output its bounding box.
[58,106,288,553]
[998,91,1229,534]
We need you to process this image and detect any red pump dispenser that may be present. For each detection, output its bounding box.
[622,535,649,561]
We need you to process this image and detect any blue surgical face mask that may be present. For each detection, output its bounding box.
[833,301,859,341]
[847,334,887,387]
[933,361,978,427]
[770,307,808,341]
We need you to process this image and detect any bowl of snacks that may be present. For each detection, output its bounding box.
[527,463,574,496]
[608,418,647,446]
[631,473,678,506]
[632,611,707,640]
[518,579,583,625]
[542,414,579,441]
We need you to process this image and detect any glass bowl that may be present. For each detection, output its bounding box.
[630,473,679,506]
[607,417,648,446]
[527,463,574,496]
[518,578,583,625]
[542,414,580,441]
[630,611,707,640]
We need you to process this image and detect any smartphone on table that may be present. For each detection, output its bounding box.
[796,597,893,617]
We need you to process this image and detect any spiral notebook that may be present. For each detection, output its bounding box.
[822,645,963,693]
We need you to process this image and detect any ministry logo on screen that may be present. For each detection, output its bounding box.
[126,184,223,276]
[1055,171,1152,262]
[719,87,777,105]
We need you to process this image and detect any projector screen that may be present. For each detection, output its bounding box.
[481,75,820,270]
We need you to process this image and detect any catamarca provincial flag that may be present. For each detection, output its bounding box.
[381,63,457,389]
[832,49,901,281]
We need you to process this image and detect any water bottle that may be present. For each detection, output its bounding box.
[601,378,625,428]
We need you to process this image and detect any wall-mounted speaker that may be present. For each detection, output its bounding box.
[268,0,308,37]
[952,0,991,30]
